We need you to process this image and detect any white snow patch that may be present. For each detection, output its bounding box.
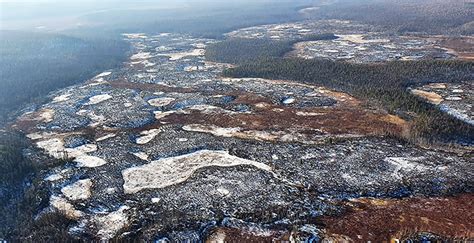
[158,49,205,61]
[384,157,427,178]
[445,96,462,101]
[45,173,63,181]
[95,72,112,78]
[183,124,242,138]
[96,133,116,142]
[61,179,93,201]
[122,150,272,193]
[217,188,230,196]
[53,93,72,103]
[282,97,296,105]
[74,155,107,168]
[130,52,152,60]
[94,206,130,240]
[65,144,98,158]
[186,105,239,114]
[122,33,147,39]
[85,94,112,105]
[136,129,160,144]
[106,188,117,194]
[296,111,325,116]
[87,112,106,127]
[191,43,207,48]
[148,97,175,107]
[50,196,84,219]
[336,34,390,44]
[37,138,66,159]
[132,152,149,161]
[301,153,318,160]
[27,132,45,140]
[37,109,55,123]
[154,110,176,119]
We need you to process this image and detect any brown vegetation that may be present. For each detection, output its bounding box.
[161,90,405,138]
[437,36,474,60]
[322,194,474,242]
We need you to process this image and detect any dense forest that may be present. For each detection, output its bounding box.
[224,58,474,144]
[0,132,36,238]
[0,131,76,240]
[310,0,474,35]
[0,31,128,124]
[205,34,337,64]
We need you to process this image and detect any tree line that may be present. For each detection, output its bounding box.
[205,33,337,64]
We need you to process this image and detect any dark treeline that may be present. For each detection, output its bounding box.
[224,58,474,144]
[206,39,295,64]
[0,31,129,124]
[310,0,474,35]
[0,131,77,240]
[206,33,337,64]
[0,132,35,238]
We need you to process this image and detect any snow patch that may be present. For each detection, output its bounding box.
[65,144,98,158]
[94,206,130,240]
[136,129,160,144]
[61,179,93,201]
[384,157,427,178]
[122,33,147,39]
[53,93,72,103]
[154,110,176,119]
[445,96,462,101]
[282,97,296,105]
[38,109,55,123]
[122,150,272,193]
[95,72,112,78]
[131,52,152,60]
[158,49,205,61]
[148,97,175,107]
[45,173,63,181]
[296,111,325,116]
[74,155,107,168]
[217,188,230,196]
[183,124,242,138]
[50,196,84,219]
[37,138,66,159]
[85,94,112,105]
[96,133,116,142]
[132,152,149,161]
[185,105,239,115]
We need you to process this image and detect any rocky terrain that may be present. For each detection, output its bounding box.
[7,19,474,241]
